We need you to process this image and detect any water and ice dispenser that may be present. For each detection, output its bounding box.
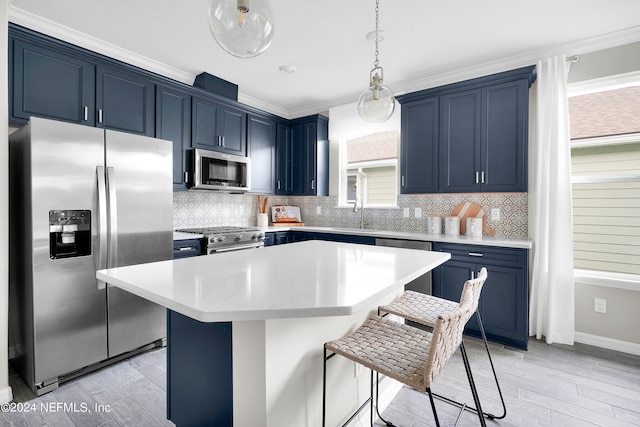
[49,210,91,259]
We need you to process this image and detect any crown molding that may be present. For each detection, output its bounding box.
[8,5,196,86]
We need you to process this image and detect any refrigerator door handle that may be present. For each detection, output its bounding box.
[97,166,108,289]
[106,166,118,269]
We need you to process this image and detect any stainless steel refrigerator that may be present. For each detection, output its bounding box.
[9,117,173,395]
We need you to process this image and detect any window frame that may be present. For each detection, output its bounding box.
[568,74,640,288]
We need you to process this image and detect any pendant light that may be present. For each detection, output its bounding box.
[357,0,395,123]
[208,0,274,58]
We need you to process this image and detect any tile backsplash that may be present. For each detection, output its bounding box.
[174,191,528,238]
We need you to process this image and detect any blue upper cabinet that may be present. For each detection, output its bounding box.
[439,89,482,193]
[156,85,192,190]
[398,66,535,194]
[11,39,96,126]
[400,97,439,194]
[276,123,293,195]
[96,66,155,136]
[247,114,277,194]
[192,97,247,156]
[291,115,329,196]
[481,80,528,192]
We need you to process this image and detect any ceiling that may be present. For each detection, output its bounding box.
[8,0,640,119]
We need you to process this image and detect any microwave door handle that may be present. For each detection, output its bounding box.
[106,167,118,268]
[97,166,108,289]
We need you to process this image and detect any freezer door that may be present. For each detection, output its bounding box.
[105,129,172,357]
[26,118,108,386]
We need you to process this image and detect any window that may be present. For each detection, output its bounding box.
[340,130,399,207]
[569,75,640,277]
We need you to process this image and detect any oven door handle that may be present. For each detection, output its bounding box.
[209,243,264,254]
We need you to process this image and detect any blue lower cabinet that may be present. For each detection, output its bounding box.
[173,239,202,259]
[264,231,291,246]
[433,243,529,350]
[167,310,232,427]
[289,231,375,245]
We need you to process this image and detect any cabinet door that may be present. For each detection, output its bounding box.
[96,66,154,136]
[220,105,247,156]
[478,264,528,350]
[192,97,221,150]
[247,115,276,194]
[400,97,439,193]
[301,122,318,195]
[11,40,95,126]
[432,259,480,333]
[481,80,528,192]
[276,123,293,195]
[156,85,191,190]
[439,89,482,193]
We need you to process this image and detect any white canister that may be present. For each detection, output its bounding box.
[444,216,460,235]
[466,217,483,237]
[427,216,442,234]
[257,213,269,227]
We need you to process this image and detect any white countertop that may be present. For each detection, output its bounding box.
[97,240,450,322]
[262,226,532,249]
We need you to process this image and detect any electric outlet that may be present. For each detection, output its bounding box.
[415,207,422,218]
[403,208,410,218]
[491,208,501,221]
[594,298,607,314]
[316,206,322,215]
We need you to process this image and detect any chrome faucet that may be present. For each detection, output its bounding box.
[353,197,365,229]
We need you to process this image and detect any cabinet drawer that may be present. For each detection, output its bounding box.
[173,239,203,258]
[434,243,526,269]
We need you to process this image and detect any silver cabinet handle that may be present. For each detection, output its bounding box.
[481,171,485,184]
[469,252,484,257]
[401,175,405,186]
[277,180,281,190]
[98,109,103,123]
[84,106,88,121]
[311,180,315,190]
[184,171,189,183]
[475,171,479,184]
[471,271,475,279]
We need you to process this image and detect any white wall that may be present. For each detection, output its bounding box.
[1,0,14,404]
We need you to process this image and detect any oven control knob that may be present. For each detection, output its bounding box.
[209,237,217,244]
[235,234,244,241]
[217,236,226,242]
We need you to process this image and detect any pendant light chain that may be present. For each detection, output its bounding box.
[374,0,380,69]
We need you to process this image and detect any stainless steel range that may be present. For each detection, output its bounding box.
[176,226,265,254]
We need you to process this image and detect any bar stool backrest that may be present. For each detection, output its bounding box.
[422,267,488,388]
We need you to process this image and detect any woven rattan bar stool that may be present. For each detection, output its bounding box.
[322,273,488,427]
[378,267,506,421]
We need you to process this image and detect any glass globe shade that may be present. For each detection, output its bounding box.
[357,84,396,123]
[208,0,274,58]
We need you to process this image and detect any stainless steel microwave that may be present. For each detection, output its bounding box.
[188,148,251,192]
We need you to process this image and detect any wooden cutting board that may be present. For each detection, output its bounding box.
[450,202,495,236]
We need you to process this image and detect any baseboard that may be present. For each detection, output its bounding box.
[574,332,640,356]
[0,385,14,404]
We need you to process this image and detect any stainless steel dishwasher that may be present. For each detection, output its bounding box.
[375,238,433,295]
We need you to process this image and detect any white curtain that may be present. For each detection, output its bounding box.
[529,55,575,345]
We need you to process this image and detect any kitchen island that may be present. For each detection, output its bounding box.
[97,240,451,427]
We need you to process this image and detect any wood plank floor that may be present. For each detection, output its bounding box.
[3,337,640,426]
